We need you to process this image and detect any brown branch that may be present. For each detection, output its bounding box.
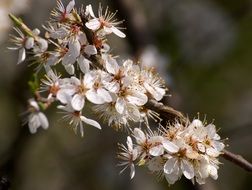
[144,99,187,124]
[222,149,252,172]
[145,98,252,173]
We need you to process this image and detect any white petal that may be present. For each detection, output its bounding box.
[97,88,112,102]
[69,39,81,57]
[78,32,87,45]
[110,26,126,38]
[197,143,206,153]
[85,4,96,18]
[127,104,141,122]
[133,128,146,144]
[29,99,39,110]
[206,147,220,157]
[28,114,39,134]
[81,116,101,129]
[62,52,76,65]
[149,145,164,156]
[191,119,203,128]
[38,112,49,129]
[83,72,95,87]
[126,91,148,106]
[208,165,218,180]
[86,89,105,104]
[70,76,81,86]
[206,124,217,138]
[56,90,69,104]
[77,56,90,73]
[148,157,164,172]
[51,27,68,39]
[25,37,34,49]
[198,159,209,179]
[39,38,48,52]
[154,86,166,101]
[66,0,75,14]
[115,98,126,114]
[71,94,85,111]
[162,140,179,153]
[130,164,135,179]
[17,48,26,64]
[213,141,225,151]
[164,173,179,185]
[46,54,59,66]
[126,136,133,151]
[181,160,194,179]
[103,26,113,34]
[64,64,75,75]
[164,158,177,174]
[104,80,120,93]
[85,19,101,30]
[32,28,40,35]
[105,56,119,74]
[84,45,97,55]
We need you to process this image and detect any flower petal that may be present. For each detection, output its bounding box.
[126,136,133,151]
[164,158,177,174]
[85,4,96,18]
[84,45,97,55]
[17,48,26,64]
[66,0,75,14]
[77,55,90,73]
[28,114,40,134]
[149,145,164,156]
[85,18,101,30]
[83,72,94,88]
[71,94,85,111]
[181,159,194,179]
[115,97,125,114]
[105,56,119,74]
[86,89,105,104]
[133,128,146,144]
[81,116,101,129]
[130,164,135,180]
[162,140,179,153]
[111,26,126,38]
[69,38,81,57]
[25,37,34,49]
[64,64,75,75]
[38,112,49,129]
[208,165,218,180]
[97,88,112,103]
[126,91,148,106]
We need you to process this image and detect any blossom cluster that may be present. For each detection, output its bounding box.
[9,0,166,136]
[9,0,225,186]
[118,119,225,185]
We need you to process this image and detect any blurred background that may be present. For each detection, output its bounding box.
[0,0,252,189]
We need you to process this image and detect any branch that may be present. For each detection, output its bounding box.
[144,99,187,124]
[145,98,252,172]
[222,149,252,172]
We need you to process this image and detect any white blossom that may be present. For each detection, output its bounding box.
[51,0,75,22]
[85,4,126,38]
[118,136,138,179]
[25,99,49,134]
[58,95,101,137]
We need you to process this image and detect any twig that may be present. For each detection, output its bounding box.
[222,149,252,172]
[144,99,187,124]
